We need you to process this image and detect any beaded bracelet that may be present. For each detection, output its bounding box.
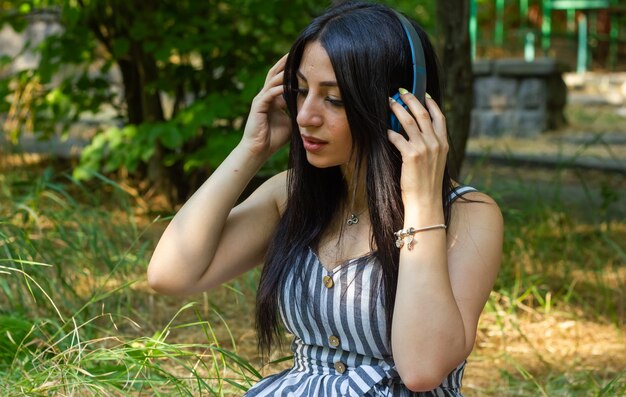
[394,224,447,250]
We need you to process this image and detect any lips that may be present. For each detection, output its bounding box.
[301,135,328,152]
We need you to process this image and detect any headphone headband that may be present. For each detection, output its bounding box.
[392,10,427,106]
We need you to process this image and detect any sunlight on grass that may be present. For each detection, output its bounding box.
[462,160,626,396]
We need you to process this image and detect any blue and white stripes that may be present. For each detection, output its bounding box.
[245,186,477,396]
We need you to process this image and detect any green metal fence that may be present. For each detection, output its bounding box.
[469,0,624,72]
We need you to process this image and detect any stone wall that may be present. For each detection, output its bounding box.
[0,12,62,77]
[471,58,568,138]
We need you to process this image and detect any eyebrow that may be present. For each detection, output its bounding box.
[296,70,338,87]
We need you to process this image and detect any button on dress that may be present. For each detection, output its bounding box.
[245,186,477,396]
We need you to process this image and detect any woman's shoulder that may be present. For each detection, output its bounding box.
[262,170,288,215]
[449,183,498,206]
[446,184,503,277]
[264,169,288,188]
[448,183,502,232]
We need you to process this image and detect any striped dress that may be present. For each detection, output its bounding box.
[245,186,477,397]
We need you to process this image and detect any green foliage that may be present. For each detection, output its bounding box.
[1,1,438,198]
[0,0,325,197]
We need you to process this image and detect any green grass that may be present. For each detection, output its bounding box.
[0,162,265,396]
[463,161,626,396]
[1,158,625,396]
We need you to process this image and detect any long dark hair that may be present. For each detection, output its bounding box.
[255,1,454,355]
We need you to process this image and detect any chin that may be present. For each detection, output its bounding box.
[305,154,344,169]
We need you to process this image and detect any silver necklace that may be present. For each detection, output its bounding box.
[346,181,365,226]
[346,209,366,226]
[347,213,359,226]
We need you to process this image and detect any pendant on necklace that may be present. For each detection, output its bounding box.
[346,213,359,226]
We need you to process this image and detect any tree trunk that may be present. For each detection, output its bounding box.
[436,0,473,180]
[117,59,144,125]
[117,49,178,205]
[83,1,180,206]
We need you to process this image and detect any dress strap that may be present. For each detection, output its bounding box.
[448,185,478,203]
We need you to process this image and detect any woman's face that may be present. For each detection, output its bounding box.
[296,41,353,169]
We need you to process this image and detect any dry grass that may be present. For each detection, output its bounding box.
[466,312,626,395]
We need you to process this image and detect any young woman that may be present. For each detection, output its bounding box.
[147,2,503,396]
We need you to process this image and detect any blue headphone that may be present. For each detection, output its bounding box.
[389,11,427,132]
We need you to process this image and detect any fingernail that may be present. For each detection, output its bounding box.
[389,97,396,104]
[425,92,432,99]
[398,87,409,95]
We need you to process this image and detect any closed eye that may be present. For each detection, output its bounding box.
[294,87,343,107]
[326,97,344,107]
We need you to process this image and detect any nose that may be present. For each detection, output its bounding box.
[296,96,323,128]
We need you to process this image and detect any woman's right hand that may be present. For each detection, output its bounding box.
[240,54,292,158]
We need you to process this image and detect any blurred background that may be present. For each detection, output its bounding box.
[1,1,624,396]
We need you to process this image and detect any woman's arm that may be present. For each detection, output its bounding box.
[392,193,502,391]
[147,55,291,296]
[388,92,503,391]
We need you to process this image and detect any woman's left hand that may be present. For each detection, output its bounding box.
[387,90,449,206]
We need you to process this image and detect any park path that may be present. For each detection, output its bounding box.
[466,71,626,174]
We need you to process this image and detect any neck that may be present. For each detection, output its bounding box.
[341,157,368,214]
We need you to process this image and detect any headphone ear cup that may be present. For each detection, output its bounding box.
[389,92,409,132]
